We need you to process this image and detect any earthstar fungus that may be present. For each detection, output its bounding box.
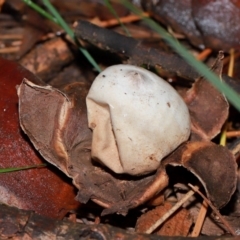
[17,59,237,216]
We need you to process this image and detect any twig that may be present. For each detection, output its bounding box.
[91,13,149,28]
[75,20,200,80]
[223,51,240,65]
[191,200,208,237]
[144,188,196,234]
[75,20,240,95]
[0,46,19,53]
[0,34,22,40]
[188,184,236,236]
[228,48,235,77]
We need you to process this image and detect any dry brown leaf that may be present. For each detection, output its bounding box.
[136,202,192,236]
[20,37,74,82]
[142,0,204,49]
[52,0,128,21]
[192,0,240,51]
[142,0,240,51]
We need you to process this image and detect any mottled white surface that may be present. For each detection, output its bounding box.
[87,65,190,175]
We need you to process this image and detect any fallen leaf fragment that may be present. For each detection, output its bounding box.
[136,202,192,236]
[20,37,74,81]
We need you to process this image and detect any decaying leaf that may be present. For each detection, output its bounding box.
[19,37,74,82]
[52,0,128,21]
[5,1,50,59]
[136,202,192,236]
[192,0,240,51]
[142,0,240,51]
[142,0,204,49]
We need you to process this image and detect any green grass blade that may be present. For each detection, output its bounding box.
[23,0,101,72]
[0,163,47,173]
[121,0,240,112]
[22,0,58,23]
[104,0,131,37]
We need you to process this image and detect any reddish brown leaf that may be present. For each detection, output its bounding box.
[0,57,80,218]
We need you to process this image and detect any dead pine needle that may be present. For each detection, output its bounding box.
[228,48,235,77]
[0,34,22,40]
[91,13,149,28]
[188,184,236,236]
[144,187,196,234]
[0,46,19,53]
[196,48,212,61]
[223,51,240,66]
[191,200,208,237]
[226,130,240,138]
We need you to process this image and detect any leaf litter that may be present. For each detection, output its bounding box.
[1,0,240,238]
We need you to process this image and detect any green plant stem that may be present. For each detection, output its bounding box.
[104,0,131,37]
[121,0,240,112]
[23,0,101,72]
[0,164,46,173]
[23,0,58,23]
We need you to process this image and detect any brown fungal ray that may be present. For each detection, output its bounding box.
[18,77,170,216]
[163,141,237,209]
[184,51,229,141]
[17,78,92,178]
